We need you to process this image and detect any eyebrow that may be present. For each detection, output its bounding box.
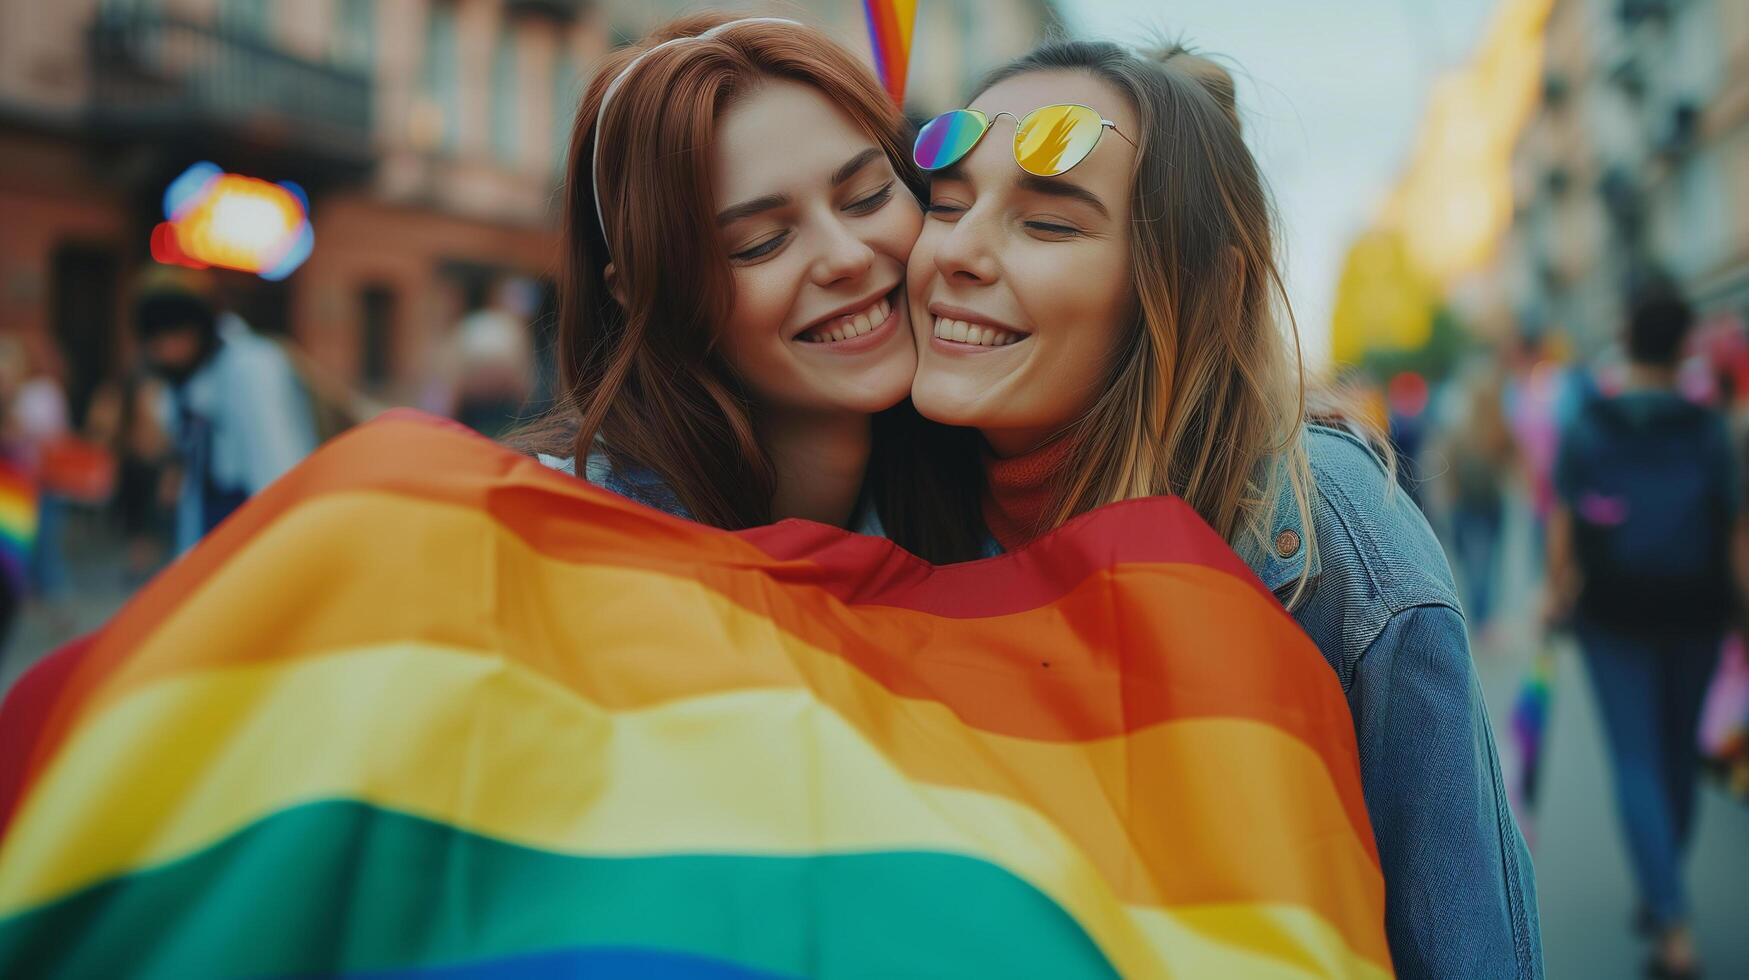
[928,164,1110,219]
[715,148,888,227]
[1018,174,1110,218]
[830,147,885,186]
[716,193,789,227]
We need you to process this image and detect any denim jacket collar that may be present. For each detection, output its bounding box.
[1233,460,1322,595]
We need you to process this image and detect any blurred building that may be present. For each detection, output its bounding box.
[0,0,609,419]
[0,0,1056,424]
[1495,0,1749,354]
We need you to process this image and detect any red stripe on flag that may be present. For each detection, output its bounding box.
[0,412,1320,835]
[0,633,98,837]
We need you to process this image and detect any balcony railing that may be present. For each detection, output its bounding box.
[87,9,373,166]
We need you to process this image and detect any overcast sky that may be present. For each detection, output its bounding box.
[1057,0,1501,364]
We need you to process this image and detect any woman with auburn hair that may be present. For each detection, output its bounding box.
[901,39,1543,977]
[520,14,977,556]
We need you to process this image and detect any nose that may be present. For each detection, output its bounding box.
[932,206,1000,285]
[808,215,877,289]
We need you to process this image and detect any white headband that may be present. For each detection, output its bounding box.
[590,17,802,249]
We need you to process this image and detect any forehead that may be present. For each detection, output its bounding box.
[969,70,1137,139]
[712,78,880,202]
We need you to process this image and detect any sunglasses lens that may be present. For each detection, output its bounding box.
[914,110,988,170]
[1014,104,1104,176]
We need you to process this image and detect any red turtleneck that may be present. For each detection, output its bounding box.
[981,437,1075,552]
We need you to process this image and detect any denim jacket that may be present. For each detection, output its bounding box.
[1229,424,1543,979]
[536,451,889,536]
[543,429,1545,978]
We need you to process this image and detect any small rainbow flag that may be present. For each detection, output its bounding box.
[864,0,917,108]
[0,411,1391,978]
[0,461,37,596]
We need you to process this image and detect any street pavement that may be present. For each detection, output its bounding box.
[1471,499,1749,980]
[2,501,1745,979]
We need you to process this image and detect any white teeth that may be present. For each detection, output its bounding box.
[932,315,1023,347]
[798,294,893,343]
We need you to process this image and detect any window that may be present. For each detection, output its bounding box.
[330,0,375,70]
[218,0,270,40]
[491,27,520,164]
[359,285,396,389]
[551,53,579,174]
[422,1,461,154]
[97,0,154,20]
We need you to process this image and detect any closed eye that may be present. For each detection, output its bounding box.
[1025,220,1080,237]
[845,182,895,215]
[730,232,788,262]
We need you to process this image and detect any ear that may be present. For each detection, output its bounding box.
[603,262,629,309]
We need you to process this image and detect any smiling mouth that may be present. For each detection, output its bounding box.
[797,293,894,344]
[931,315,1025,347]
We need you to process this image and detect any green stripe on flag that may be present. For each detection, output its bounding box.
[0,800,1118,979]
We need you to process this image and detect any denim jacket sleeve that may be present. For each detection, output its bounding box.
[1350,603,1543,979]
[1241,425,1544,979]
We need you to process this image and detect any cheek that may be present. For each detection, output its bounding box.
[720,265,800,362]
[1020,249,1132,400]
[870,196,924,265]
[906,225,941,294]
[1081,265,1134,361]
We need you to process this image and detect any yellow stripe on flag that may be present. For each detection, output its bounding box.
[0,644,1389,978]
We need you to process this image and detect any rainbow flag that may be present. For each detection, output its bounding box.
[0,461,37,595]
[0,411,1391,978]
[863,0,917,107]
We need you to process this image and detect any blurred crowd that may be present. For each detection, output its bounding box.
[1379,277,1747,976]
[0,262,548,654]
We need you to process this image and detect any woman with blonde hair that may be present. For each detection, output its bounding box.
[900,38,1544,977]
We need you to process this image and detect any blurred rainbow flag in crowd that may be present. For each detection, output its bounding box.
[0,462,37,596]
[1701,635,1749,800]
[0,412,1390,978]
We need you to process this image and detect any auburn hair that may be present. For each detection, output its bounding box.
[515,14,983,554]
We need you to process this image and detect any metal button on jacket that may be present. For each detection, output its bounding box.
[1274,528,1301,559]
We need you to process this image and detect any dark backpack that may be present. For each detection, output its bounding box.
[1563,390,1734,632]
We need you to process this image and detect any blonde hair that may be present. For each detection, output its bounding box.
[983,39,1317,603]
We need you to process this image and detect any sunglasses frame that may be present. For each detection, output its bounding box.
[913,103,1137,177]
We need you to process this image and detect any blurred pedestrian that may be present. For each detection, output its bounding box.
[1509,331,1579,574]
[1441,360,1516,637]
[84,370,176,586]
[1544,280,1741,980]
[441,278,538,440]
[7,338,74,611]
[131,267,318,554]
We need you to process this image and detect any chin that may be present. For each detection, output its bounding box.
[813,366,916,415]
[909,381,993,428]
